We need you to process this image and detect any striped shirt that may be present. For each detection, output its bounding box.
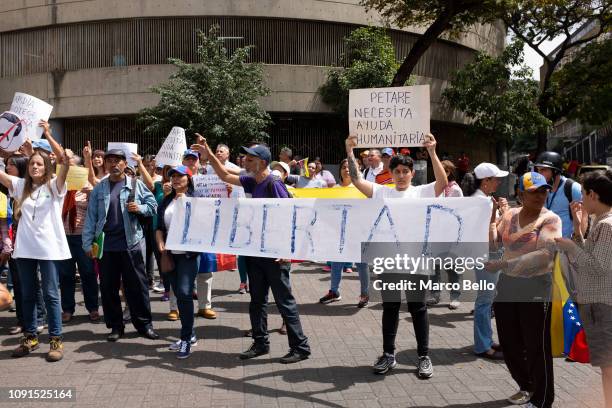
[571,212,612,306]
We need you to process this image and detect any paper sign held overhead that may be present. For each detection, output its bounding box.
[192,174,229,198]
[0,93,53,152]
[56,165,89,191]
[156,127,187,167]
[349,85,430,148]
[107,142,138,167]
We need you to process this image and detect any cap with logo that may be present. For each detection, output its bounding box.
[518,171,553,192]
[167,164,193,178]
[183,149,199,159]
[474,162,509,179]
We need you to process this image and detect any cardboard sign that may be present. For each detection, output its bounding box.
[156,127,187,167]
[57,165,89,191]
[193,174,229,198]
[349,85,430,147]
[107,142,138,167]
[165,196,490,262]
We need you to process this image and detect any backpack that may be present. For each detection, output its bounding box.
[563,178,575,220]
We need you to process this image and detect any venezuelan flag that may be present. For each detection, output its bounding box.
[550,254,590,362]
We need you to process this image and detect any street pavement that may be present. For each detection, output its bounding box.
[0,263,604,407]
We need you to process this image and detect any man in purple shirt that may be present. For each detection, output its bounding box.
[191,136,311,364]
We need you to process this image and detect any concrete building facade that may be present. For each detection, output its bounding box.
[0,0,506,164]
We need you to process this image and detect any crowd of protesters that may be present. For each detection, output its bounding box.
[0,124,610,408]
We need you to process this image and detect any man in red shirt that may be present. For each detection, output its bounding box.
[375,148,394,185]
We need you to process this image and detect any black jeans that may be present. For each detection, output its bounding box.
[380,273,429,356]
[494,301,554,408]
[99,247,153,332]
[245,256,310,355]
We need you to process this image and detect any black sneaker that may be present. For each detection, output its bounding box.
[319,290,341,304]
[279,350,309,364]
[239,343,269,360]
[417,356,434,378]
[373,352,396,374]
[107,328,124,342]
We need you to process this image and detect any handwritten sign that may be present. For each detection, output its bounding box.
[192,174,229,198]
[156,127,187,167]
[1,93,53,152]
[165,196,490,262]
[57,165,89,191]
[107,142,138,167]
[349,85,430,147]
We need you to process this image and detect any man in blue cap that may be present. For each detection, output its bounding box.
[191,135,311,364]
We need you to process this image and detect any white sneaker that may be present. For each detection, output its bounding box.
[448,300,461,310]
[507,390,531,405]
[153,281,165,293]
[168,335,198,350]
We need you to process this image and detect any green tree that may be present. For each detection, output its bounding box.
[502,0,611,151]
[550,39,612,126]
[360,0,515,86]
[138,25,271,150]
[319,27,399,117]
[442,41,551,152]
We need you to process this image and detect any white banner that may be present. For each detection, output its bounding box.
[349,85,430,148]
[193,174,229,198]
[165,197,491,262]
[107,142,138,167]
[156,127,187,167]
[5,93,53,148]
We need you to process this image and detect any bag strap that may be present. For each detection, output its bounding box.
[564,178,575,220]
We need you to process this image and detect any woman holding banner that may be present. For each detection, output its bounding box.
[319,159,370,308]
[555,170,612,408]
[345,133,448,378]
[0,121,71,362]
[155,165,200,359]
[486,171,561,408]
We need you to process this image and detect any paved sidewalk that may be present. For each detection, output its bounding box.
[0,263,604,408]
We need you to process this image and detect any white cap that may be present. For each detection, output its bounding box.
[474,163,509,179]
[270,161,290,175]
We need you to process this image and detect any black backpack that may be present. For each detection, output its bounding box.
[563,178,575,220]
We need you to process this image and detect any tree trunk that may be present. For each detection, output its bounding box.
[391,7,456,86]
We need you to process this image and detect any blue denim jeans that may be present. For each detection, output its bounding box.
[473,266,500,354]
[330,262,369,296]
[59,235,99,314]
[15,258,62,337]
[9,258,46,328]
[166,254,199,341]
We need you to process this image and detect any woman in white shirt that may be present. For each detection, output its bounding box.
[345,133,448,378]
[0,122,70,362]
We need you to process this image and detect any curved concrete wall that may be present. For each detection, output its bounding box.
[0,64,466,124]
[0,0,504,55]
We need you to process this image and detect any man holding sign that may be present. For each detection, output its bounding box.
[345,132,447,378]
[191,135,311,364]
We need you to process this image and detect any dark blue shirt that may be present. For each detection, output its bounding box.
[103,178,128,251]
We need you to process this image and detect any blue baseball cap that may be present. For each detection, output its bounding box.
[183,149,199,159]
[240,144,271,164]
[167,165,193,178]
[32,139,52,153]
[518,171,552,192]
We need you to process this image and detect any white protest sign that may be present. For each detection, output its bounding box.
[156,127,187,167]
[192,174,229,198]
[0,111,26,153]
[165,196,490,262]
[107,142,138,167]
[349,85,430,147]
[4,93,53,149]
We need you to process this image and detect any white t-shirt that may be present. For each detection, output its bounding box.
[372,181,437,199]
[163,198,185,254]
[10,176,71,260]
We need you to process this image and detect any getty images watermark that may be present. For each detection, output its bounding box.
[361,242,496,302]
